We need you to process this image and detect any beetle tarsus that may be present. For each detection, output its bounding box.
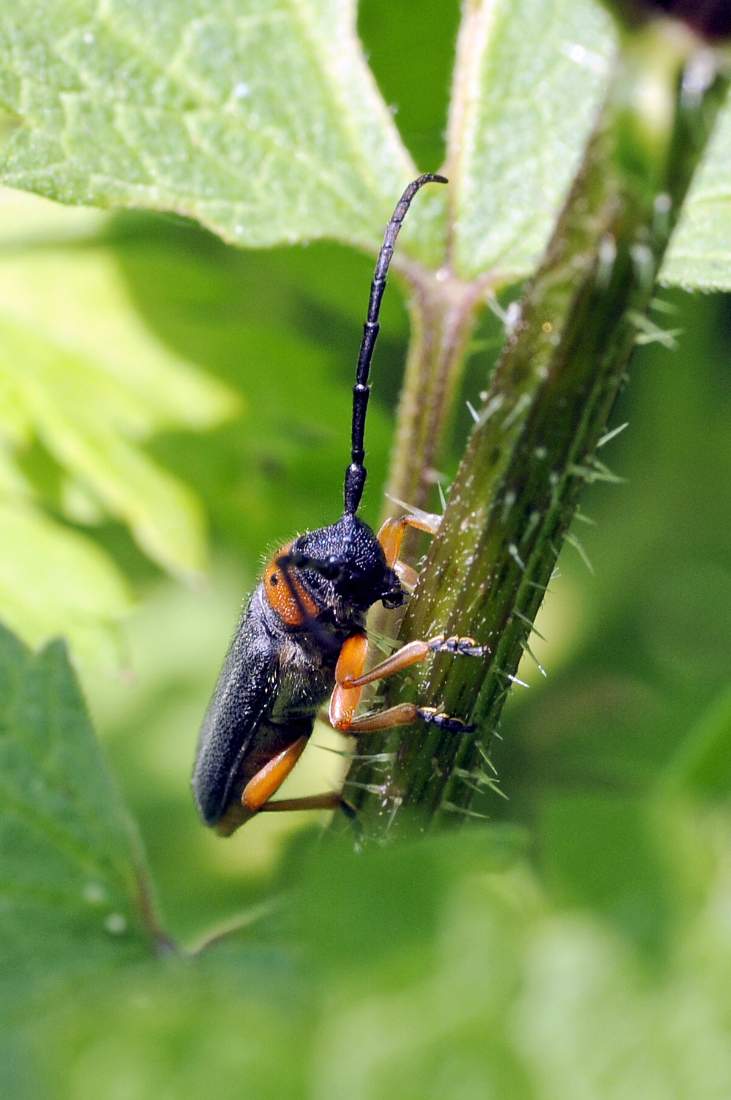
[428,634,490,658]
[417,707,475,734]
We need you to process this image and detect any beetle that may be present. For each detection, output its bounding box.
[193,173,488,836]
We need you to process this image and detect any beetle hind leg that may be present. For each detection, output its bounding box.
[258,791,350,815]
[228,740,356,829]
[241,735,309,814]
[259,791,361,842]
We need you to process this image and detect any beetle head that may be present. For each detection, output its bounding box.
[291,513,404,619]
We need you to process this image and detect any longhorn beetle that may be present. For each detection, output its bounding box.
[193,174,488,836]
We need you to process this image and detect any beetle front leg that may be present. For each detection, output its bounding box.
[341,634,489,691]
[393,560,419,592]
[377,510,441,589]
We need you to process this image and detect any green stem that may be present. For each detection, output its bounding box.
[382,267,485,515]
[367,266,486,644]
[345,20,729,840]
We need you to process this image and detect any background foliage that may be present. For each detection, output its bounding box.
[0,1,729,1096]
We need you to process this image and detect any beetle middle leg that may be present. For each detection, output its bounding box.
[329,631,488,734]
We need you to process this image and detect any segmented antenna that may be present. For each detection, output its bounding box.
[343,173,447,515]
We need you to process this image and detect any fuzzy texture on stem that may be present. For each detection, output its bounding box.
[344,20,729,840]
[380,267,487,517]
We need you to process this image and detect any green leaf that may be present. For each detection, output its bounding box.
[662,103,731,290]
[447,0,616,282]
[0,624,158,1002]
[2,2,730,288]
[446,0,731,290]
[293,827,527,982]
[0,1,444,259]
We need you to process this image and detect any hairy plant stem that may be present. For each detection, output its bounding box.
[367,267,487,643]
[382,267,485,515]
[345,20,729,840]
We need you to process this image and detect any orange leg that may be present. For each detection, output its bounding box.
[241,735,309,812]
[393,560,419,592]
[231,619,484,829]
[342,634,488,690]
[329,631,486,734]
[328,634,369,731]
[240,736,354,821]
[344,702,474,735]
[259,792,353,815]
[377,510,441,588]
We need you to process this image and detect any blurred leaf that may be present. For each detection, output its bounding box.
[447,0,616,282]
[36,959,312,1100]
[0,1,448,260]
[0,191,236,576]
[0,194,234,438]
[1,736,729,1100]
[0,185,107,244]
[1,317,208,577]
[661,688,731,803]
[0,501,131,662]
[539,794,675,956]
[0,190,240,651]
[304,809,731,1100]
[0,624,158,1005]
[14,808,731,1100]
[1,186,405,660]
[291,826,528,984]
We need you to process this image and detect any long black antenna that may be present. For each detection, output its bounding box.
[343,172,447,515]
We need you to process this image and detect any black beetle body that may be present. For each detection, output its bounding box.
[193,514,402,833]
[192,175,485,837]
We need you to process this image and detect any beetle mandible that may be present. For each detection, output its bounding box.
[193,174,488,836]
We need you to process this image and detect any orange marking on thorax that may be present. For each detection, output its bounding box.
[263,541,320,626]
